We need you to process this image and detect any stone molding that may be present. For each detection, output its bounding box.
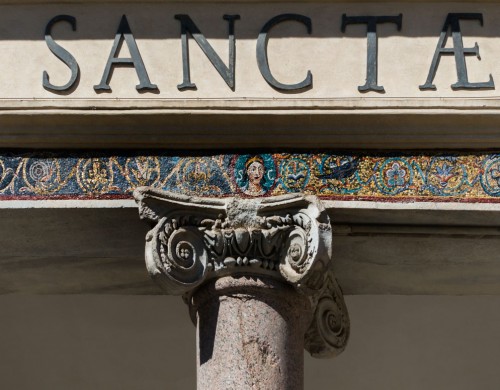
[134,187,349,358]
[0,0,483,4]
[2,112,500,150]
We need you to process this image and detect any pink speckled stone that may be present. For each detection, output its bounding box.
[191,275,312,390]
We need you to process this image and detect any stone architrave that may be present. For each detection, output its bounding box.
[134,187,349,389]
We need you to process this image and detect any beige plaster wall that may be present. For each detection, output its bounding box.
[2,2,500,149]
[0,295,499,389]
[1,2,500,104]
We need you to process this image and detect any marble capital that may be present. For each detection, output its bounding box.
[134,187,349,358]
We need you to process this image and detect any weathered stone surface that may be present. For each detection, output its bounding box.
[135,187,350,359]
[191,276,310,390]
[135,188,349,388]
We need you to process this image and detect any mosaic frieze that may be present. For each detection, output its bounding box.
[1,152,500,202]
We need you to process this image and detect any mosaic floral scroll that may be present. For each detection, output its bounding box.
[1,152,500,202]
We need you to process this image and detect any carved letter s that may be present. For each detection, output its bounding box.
[43,15,80,93]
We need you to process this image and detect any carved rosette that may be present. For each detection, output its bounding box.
[134,187,350,358]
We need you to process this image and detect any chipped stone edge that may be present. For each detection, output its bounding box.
[2,198,500,211]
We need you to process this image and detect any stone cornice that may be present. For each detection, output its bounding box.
[1,109,500,149]
[1,0,499,4]
[4,97,500,110]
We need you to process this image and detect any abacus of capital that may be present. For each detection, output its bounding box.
[134,187,350,390]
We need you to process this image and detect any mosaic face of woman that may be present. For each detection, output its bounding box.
[243,156,266,196]
[247,161,264,186]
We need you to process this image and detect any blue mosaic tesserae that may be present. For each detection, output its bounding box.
[1,152,499,202]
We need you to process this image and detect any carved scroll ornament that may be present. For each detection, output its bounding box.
[134,187,349,358]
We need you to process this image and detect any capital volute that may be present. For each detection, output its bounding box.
[134,187,349,358]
